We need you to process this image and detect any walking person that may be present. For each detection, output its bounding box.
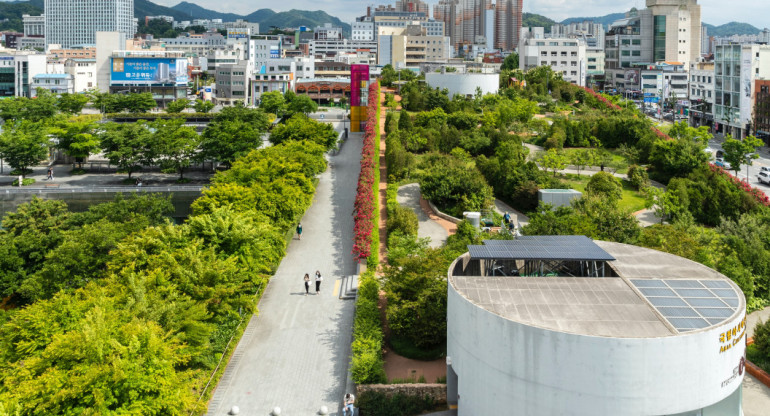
[315,270,323,294]
[47,167,53,181]
[296,222,303,240]
[303,273,310,296]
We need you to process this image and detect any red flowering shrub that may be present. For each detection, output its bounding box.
[352,81,381,261]
[708,163,770,207]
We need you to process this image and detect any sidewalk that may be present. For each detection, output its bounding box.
[397,183,448,248]
[0,163,213,188]
[745,305,770,416]
[205,135,363,415]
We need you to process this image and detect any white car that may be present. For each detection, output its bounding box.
[759,171,770,185]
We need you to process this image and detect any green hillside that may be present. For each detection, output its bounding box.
[169,1,242,22]
[245,9,351,33]
[704,21,761,37]
[0,0,42,32]
[522,13,557,33]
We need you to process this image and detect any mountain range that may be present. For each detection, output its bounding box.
[561,12,761,37]
[0,0,761,38]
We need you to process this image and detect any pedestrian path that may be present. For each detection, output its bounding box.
[397,183,448,248]
[206,134,363,416]
[744,305,770,415]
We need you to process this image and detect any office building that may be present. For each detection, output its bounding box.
[604,9,653,92]
[755,80,770,144]
[377,25,451,68]
[688,61,714,128]
[159,32,227,57]
[552,21,605,49]
[395,0,429,14]
[645,0,702,67]
[31,73,74,95]
[64,58,96,92]
[0,52,47,97]
[108,50,188,107]
[519,29,587,87]
[447,237,746,415]
[45,0,136,49]
[640,62,689,113]
[215,60,250,106]
[714,43,770,139]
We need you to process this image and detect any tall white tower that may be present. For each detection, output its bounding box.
[45,0,136,48]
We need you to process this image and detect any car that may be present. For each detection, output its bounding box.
[759,171,770,185]
[715,158,732,170]
[760,166,770,173]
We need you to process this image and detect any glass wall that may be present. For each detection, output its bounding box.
[654,16,666,62]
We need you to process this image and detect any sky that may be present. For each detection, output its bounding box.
[149,0,769,29]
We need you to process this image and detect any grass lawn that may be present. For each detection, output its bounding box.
[560,174,647,213]
[560,147,631,174]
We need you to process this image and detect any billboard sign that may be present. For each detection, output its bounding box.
[227,29,250,39]
[741,49,753,124]
[270,45,280,59]
[111,57,189,85]
[624,69,640,87]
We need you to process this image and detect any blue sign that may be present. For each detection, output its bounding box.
[644,97,659,104]
[110,57,188,85]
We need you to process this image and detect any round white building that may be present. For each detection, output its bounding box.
[446,236,746,416]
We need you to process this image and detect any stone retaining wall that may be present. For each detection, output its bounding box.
[427,200,461,224]
[357,383,447,404]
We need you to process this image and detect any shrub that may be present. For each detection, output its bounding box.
[585,171,622,202]
[754,319,770,358]
[627,164,650,190]
[420,162,493,217]
[357,391,436,416]
[387,205,418,237]
[351,272,386,384]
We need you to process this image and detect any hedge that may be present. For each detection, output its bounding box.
[350,271,386,384]
[353,81,381,266]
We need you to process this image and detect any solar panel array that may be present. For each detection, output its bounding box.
[631,279,740,332]
[468,236,616,261]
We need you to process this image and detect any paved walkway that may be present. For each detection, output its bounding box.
[206,134,362,416]
[397,183,448,248]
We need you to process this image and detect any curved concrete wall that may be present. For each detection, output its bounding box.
[447,279,746,415]
[425,73,499,98]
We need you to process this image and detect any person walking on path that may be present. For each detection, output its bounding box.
[296,223,303,240]
[47,167,53,181]
[303,273,310,296]
[315,270,323,294]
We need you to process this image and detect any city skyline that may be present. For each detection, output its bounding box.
[145,0,768,29]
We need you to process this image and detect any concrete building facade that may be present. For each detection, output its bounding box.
[520,31,587,87]
[447,237,746,416]
[45,0,136,48]
[714,43,770,139]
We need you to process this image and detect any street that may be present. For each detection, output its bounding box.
[707,136,770,197]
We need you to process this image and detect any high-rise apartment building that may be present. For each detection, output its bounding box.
[495,0,522,51]
[395,0,429,14]
[45,0,136,48]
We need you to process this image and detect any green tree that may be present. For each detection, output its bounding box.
[501,52,519,71]
[122,92,157,113]
[384,249,448,348]
[50,116,100,169]
[269,114,338,150]
[540,148,567,176]
[721,134,763,177]
[153,119,202,179]
[569,149,592,176]
[259,91,287,116]
[286,94,318,116]
[200,119,264,166]
[585,171,622,202]
[165,98,190,113]
[649,136,709,181]
[99,121,154,178]
[56,93,90,114]
[0,121,50,175]
[398,111,412,131]
[193,99,215,113]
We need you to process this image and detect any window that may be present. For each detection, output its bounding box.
[588,57,596,62]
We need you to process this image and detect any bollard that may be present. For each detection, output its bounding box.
[228,406,240,415]
[271,407,282,416]
[18,175,22,187]
[318,405,329,415]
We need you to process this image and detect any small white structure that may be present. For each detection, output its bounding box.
[538,188,582,209]
[425,72,498,98]
[31,73,74,95]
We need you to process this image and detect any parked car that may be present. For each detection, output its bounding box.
[758,171,770,185]
[760,166,770,173]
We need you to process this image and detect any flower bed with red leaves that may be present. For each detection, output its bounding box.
[580,85,768,206]
[352,81,381,262]
[708,163,770,207]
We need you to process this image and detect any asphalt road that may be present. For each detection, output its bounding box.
[707,136,770,198]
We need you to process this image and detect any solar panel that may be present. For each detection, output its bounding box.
[631,279,667,288]
[673,288,714,298]
[658,307,699,318]
[468,236,615,261]
[631,279,741,332]
[685,298,728,308]
[648,297,689,307]
[702,280,732,289]
[638,287,677,297]
[664,280,704,289]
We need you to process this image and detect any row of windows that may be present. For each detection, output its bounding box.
[691,75,713,83]
[539,61,579,67]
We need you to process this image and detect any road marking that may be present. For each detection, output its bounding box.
[333,279,341,298]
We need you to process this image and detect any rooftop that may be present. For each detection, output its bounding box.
[450,239,744,338]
